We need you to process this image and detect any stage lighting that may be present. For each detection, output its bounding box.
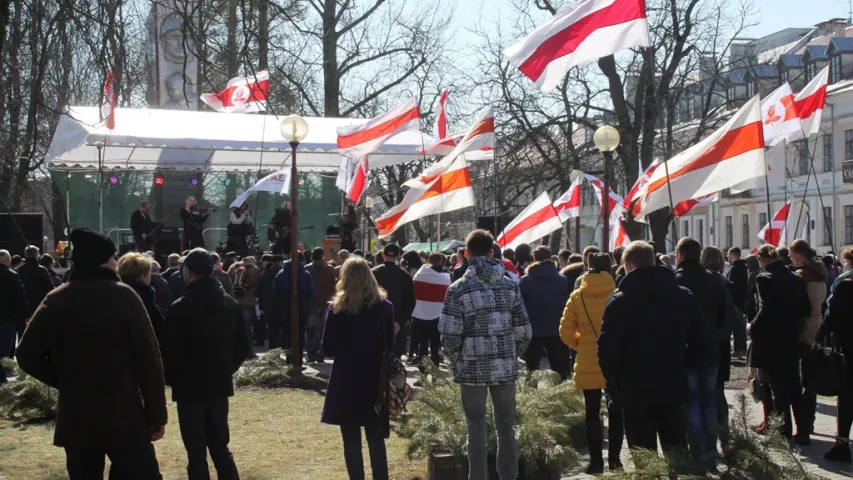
[190,177,198,186]
[154,175,165,186]
[109,175,119,185]
[224,178,232,186]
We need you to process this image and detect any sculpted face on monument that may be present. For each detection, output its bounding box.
[162,72,197,110]
[159,13,191,64]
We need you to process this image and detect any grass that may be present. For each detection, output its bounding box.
[0,388,426,480]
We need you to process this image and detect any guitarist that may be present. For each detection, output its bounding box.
[130,201,156,251]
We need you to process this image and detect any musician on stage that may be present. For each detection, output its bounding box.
[340,205,358,252]
[181,196,211,250]
[130,201,156,251]
[268,201,292,256]
[227,202,253,256]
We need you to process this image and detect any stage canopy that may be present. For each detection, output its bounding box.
[45,106,434,172]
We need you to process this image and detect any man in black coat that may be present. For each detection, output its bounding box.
[163,248,250,479]
[0,250,28,382]
[749,244,812,440]
[372,244,415,357]
[727,247,749,356]
[16,228,166,478]
[599,241,708,459]
[675,237,728,464]
[15,245,55,340]
[257,255,283,348]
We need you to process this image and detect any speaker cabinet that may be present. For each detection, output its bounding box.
[0,213,43,257]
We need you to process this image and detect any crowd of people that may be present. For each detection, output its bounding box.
[3,224,853,479]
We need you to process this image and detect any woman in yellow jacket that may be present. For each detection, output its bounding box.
[560,253,624,474]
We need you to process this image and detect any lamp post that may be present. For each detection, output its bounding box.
[364,196,376,253]
[280,114,309,369]
[593,125,620,252]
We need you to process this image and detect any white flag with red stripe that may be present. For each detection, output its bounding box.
[583,174,625,217]
[636,96,766,218]
[582,173,630,250]
[433,90,449,140]
[553,175,584,221]
[335,157,356,192]
[787,66,829,142]
[375,107,492,238]
[757,201,792,247]
[762,82,801,146]
[200,70,270,113]
[347,157,370,204]
[496,192,563,250]
[503,0,650,93]
[610,206,631,251]
[626,158,662,220]
[101,70,116,130]
[672,192,718,218]
[420,131,494,160]
[337,97,421,158]
[412,264,452,320]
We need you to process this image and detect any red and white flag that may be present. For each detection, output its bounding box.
[626,158,662,220]
[672,192,718,217]
[503,0,650,93]
[553,175,584,221]
[762,82,801,146]
[582,173,630,250]
[337,97,421,159]
[610,210,631,251]
[636,96,766,218]
[787,66,829,142]
[375,107,491,238]
[583,174,625,217]
[200,70,270,113]
[434,90,449,140]
[420,131,494,159]
[101,70,116,130]
[347,157,370,205]
[412,264,452,320]
[496,192,563,250]
[757,201,792,247]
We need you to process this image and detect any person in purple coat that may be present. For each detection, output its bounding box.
[321,256,396,480]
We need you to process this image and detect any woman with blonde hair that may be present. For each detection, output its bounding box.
[117,252,166,344]
[321,257,394,480]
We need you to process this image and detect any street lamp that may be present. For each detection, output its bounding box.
[364,197,376,253]
[593,125,620,252]
[280,114,309,369]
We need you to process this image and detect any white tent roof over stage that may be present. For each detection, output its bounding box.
[45,106,433,172]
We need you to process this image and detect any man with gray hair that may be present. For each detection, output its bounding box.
[0,249,28,382]
[162,253,182,282]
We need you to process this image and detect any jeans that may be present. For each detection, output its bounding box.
[522,337,571,381]
[583,389,624,465]
[686,366,719,459]
[623,403,687,456]
[766,365,805,439]
[413,318,441,366]
[732,310,747,353]
[177,398,239,480]
[305,309,324,362]
[461,383,518,480]
[340,421,388,480]
[240,306,255,352]
[0,322,16,383]
[65,443,161,479]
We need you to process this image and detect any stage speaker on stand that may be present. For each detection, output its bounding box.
[0,213,44,257]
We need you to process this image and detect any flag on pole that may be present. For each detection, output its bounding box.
[420,131,494,159]
[761,82,802,147]
[335,157,356,192]
[496,192,563,250]
[610,208,631,251]
[583,174,625,217]
[788,66,829,141]
[200,70,270,113]
[553,175,584,221]
[582,173,630,251]
[230,168,290,208]
[503,0,650,93]
[626,158,662,219]
[375,107,492,238]
[636,96,766,218]
[347,157,370,205]
[672,192,719,217]
[337,97,421,158]
[757,201,792,247]
[434,90,449,140]
[101,70,116,130]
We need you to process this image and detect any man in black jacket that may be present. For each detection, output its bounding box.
[727,247,749,356]
[0,250,28,382]
[257,254,283,348]
[130,200,155,251]
[16,228,166,478]
[599,241,707,460]
[675,237,727,465]
[163,248,250,479]
[749,245,812,440]
[372,244,416,357]
[15,245,55,341]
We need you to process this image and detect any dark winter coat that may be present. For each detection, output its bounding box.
[519,262,570,338]
[213,269,234,297]
[122,278,166,346]
[257,264,283,314]
[163,276,250,403]
[372,261,416,324]
[0,264,28,326]
[169,269,186,303]
[824,277,853,353]
[150,273,172,314]
[452,257,469,282]
[321,300,395,426]
[15,267,167,448]
[273,261,316,316]
[748,260,812,371]
[561,262,585,292]
[161,265,180,283]
[727,259,749,312]
[16,258,54,318]
[746,256,761,320]
[306,260,338,310]
[599,266,708,409]
[675,260,728,367]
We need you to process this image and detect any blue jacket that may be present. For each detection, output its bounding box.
[273,261,316,315]
[519,262,570,338]
[169,270,186,303]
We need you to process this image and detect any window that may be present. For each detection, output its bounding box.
[847,130,853,161]
[582,183,596,207]
[698,219,704,245]
[824,134,835,171]
[742,214,750,249]
[807,62,817,81]
[825,206,833,246]
[781,69,790,83]
[759,212,767,228]
[832,55,843,84]
[725,216,733,249]
[846,206,853,245]
[686,96,695,120]
[797,140,810,176]
[683,220,690,238]
[727,86,736,102]
[747,81,756,98]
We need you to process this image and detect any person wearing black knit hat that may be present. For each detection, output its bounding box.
[16,227,167,477]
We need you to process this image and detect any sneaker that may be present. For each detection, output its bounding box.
[825,442,852,463]
[585,462,604,475]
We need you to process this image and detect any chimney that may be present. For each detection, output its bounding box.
[816,18,849,36]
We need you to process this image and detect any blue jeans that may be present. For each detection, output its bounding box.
[461,383,518,480]
[732,309,747,352]
[0,322,15,383]
[686,366,719,460]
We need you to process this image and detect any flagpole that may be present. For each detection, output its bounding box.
[793,136,818,242]
[762,147,773,230]
[98,145,104,233]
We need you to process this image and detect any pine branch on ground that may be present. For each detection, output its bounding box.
[0,359,57,423]
[233,349,327,390]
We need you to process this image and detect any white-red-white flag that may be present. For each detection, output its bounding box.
[503,0,650,93]
[335,157,356,192]
[787,66,829,142]
[434,90,449,140]
[583,174,625,217]
[626,158,662,220]
[101,70,116,130]
[553,175,584,221]
[762,82,801,147]
[200,70,270,113]
[637,96,766,218]
[347,157,370,205]
[375,107,491,238]
[337,97,421,159]
[672,192,718,217]
[496,192,563,250]
[610,207,631,251]
[420,131,494,160]
[757,201,792,247]
[582,173,629,251]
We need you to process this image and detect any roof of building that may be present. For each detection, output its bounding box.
[804,44,829,60]
[830,37,853,53]
[749,64,779,78]
[779,53,805,67]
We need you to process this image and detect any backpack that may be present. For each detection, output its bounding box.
[231,265,249,299]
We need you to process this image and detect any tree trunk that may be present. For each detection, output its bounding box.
[226,0,239,77]
[322,0,339,116]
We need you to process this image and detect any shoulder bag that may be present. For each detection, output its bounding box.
[802,340,847,397]
[374,310,412,438]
